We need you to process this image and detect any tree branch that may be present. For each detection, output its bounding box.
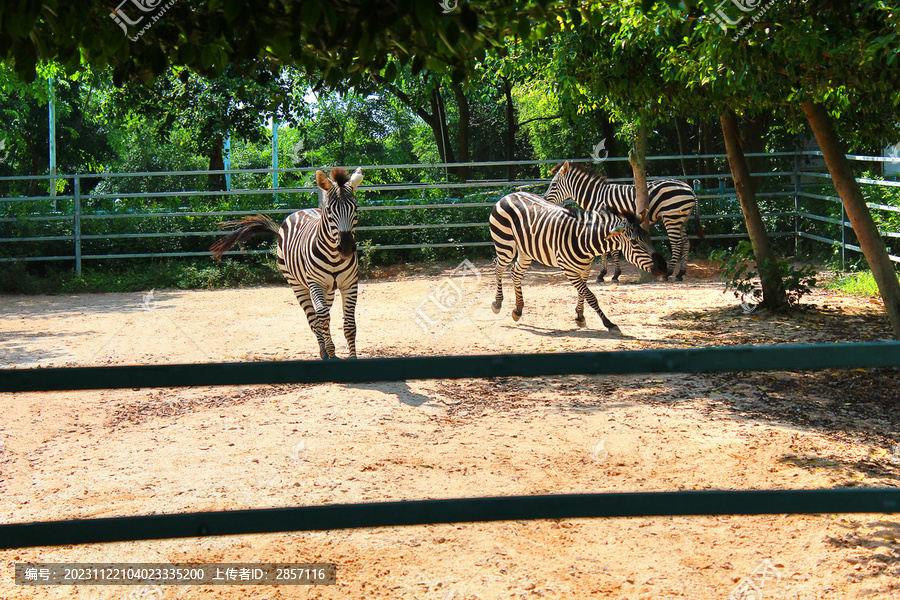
[517,114,563,127]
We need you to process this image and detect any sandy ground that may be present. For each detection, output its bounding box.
[2,258,900,599]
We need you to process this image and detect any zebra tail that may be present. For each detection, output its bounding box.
[693,206,705,240]
[210,214,280,260]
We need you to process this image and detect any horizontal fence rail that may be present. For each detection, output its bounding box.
[0,152,816,271]
[2,342,900,393]
[3,489,899,550]
[2,342,900,549]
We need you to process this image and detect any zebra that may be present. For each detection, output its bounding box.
[489,191,666,334]
[544,161,702,282]
[210,167,363,359]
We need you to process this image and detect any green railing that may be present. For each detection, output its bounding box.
[2,341,900,550]
[0,153,804,273]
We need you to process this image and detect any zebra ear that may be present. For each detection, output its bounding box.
[608,221,626,238]
[561,161,569,175]
[638,208,649,225]
[315,170,332,192]
[349,167,364,191]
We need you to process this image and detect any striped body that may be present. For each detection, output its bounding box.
[489,191,665,333]
[211,168,363,359]
[545,162,699,281]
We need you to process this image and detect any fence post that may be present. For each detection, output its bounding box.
[73,175,82,277]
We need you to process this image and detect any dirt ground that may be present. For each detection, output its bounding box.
[2,258,900,599]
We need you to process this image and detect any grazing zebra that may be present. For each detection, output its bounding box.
[489,191,666,334]
[211,167,363,359]
[544,161,702,282]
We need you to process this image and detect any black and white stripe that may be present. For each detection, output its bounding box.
[211,167,363,359]
[544,161,701,281]
[489,191,666,334]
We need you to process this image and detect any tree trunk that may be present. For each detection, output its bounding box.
[503,77,516,181]
[673,116,690,177]
[429,87,456,168]
[208,134,226,192]
[630,117,650,216]
[740,112,769,193]
[630,115,654,282]
[371,73,459,178]
[721,110,788,310]
[598,110,620,179]
[801,100,900,340]
[450,81,470,182]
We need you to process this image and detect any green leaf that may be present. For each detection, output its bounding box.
[302,1,320,28]
[383,60,397,83]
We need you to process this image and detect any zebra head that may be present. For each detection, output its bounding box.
[608,208,667,278]
[315,167,363,259]
[544,161,575,205]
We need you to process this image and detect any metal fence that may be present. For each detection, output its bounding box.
[1,151,899,274]
[796,152,900,268]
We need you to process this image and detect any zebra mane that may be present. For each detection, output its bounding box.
[566,162,608,185]
[606,205,639,225]
[330,168,351,187]
[564,203,590,219]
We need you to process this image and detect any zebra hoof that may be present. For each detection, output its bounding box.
[596,276,605,283]
[610,276,620,283]
[675,275,684,282]
[607,325,622,336]
[575,316,586,327]
[511,308,522,322]
[491,301,501,314]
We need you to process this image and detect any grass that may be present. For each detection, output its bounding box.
[824,270,882,297]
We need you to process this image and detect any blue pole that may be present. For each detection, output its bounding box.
[48,77,57,200]
[223,135,232,191]
[271,119,279,189]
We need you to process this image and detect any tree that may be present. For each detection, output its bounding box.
[0,0,541,87]
[670,0,900,336]
[548,3,735,283]
[0,65,114,195]
[371,67,462,176]
[721,109,787,309]
[101,64,295,190]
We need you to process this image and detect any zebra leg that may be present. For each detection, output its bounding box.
[572,266,589,326]
[325,288,338,357]
[677,223,690,281]
[564,269,620,334]
[575,286,586,326]
[307,283,336,359]
[611,250,622,282]
[662,217,686,281]
[492,255,510,314]
[510,256,532,322]
[597,254,608,283]
[341,281,358,359]
[292,286,329,359]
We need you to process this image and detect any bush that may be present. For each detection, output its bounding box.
[712,240,818,308]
